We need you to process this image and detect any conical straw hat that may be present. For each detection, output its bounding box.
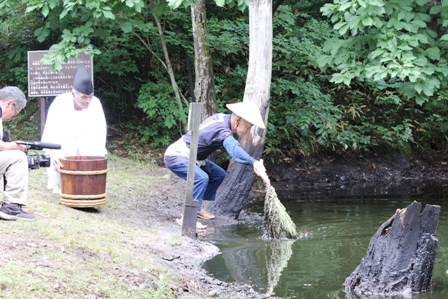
[226,102,266,129]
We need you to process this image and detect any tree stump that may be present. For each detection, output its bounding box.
[344,201,440,296]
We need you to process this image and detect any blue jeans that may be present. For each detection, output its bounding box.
[168,160,226,211]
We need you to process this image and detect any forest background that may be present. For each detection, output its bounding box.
[1,0,448,164]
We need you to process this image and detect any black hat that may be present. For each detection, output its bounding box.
[73,65,93,94]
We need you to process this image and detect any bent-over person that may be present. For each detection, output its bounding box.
[164,101,268,222]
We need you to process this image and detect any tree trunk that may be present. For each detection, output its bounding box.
[152,12,185,117]
[344,201,440,296]
[208,0,272,218]
[191,0,217,121]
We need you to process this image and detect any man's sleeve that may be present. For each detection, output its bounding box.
[223,135,256,166]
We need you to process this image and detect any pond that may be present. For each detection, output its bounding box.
[201,183,448,299]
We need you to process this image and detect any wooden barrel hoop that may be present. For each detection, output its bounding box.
[60,198,107,208]
[60,169,108,175]
[60,193,107,200]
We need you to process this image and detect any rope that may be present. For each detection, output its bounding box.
[59,169,108,175]
[60,197,106,208]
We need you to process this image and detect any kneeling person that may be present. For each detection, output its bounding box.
[0,86,34,221]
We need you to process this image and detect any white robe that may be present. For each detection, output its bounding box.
[41,92,107,189]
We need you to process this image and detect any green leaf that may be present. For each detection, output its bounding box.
[120,22,133,33]
[339,23,349,35]
[370,49,384,59]
[400,82,416,98]
[166,0,184,9]
[215,0,225,7]
[365,65,379,78]
[430,5,442,14]
[416,33,428,44]
[416,0,430,5]
[362,17,372,26]
[422,82,434,97]
[48,0,59,9]
[339,2,353,11]
[414,82,423,94]
[348,16,360,28]
[408,69,420,82]
[425,47,440,60]
[412,56,428,66]
[54,60,62,72]
[103,10,115,20]
[60,8,68,19]
[441,34,448,41]
[42,4,49,17]
[415,94,427,105]
[317,55,332,69]
[401,22,415,32]
[411,20,427,28]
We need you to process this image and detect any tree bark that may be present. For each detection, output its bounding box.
[344,201,440,296]
[208,0,272,218]
[191,0,217,121]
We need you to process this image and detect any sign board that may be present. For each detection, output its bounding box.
[27,51,93,97]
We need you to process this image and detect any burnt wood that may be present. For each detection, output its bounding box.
[344,201,440,296]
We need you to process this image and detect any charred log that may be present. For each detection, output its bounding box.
[344,201,440,296]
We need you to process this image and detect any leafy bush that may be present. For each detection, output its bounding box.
[135,81,188,148]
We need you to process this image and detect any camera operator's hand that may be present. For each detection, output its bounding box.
[15,142,27,152]
[49,149,63,172]
[0,140,27,152]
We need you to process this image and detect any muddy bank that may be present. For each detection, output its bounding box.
[266,152,448,197]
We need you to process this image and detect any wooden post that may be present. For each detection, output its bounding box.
[182,103,202,238]
[40,97,46,137]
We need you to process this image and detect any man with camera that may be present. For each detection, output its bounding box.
[0,86,35,221]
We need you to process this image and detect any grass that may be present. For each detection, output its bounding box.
[0,154,184,299]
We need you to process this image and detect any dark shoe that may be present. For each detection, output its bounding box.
[0,203,35,221]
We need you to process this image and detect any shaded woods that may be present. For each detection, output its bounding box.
[2,0,448,163]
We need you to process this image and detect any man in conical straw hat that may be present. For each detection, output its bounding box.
[164,101,268,222]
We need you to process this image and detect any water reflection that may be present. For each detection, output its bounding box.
[202,183,448,299]
[201,223,295,294]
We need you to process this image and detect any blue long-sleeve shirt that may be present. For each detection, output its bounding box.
[164,113,256,167]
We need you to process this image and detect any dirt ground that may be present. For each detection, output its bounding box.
[3,150,448,299]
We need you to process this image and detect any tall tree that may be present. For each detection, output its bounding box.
[191,0,218,120]
[208,0,272,218]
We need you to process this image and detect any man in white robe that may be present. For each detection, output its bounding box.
[41,65,107,192]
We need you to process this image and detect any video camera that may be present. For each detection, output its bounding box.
[2,130,61,170]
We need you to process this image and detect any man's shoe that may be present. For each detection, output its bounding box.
[0,203,35,221]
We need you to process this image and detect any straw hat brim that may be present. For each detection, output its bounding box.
[226,102,266,129]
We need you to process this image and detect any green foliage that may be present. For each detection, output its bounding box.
[3,0,448,161]
[269,77,344,156]
[167,0,248,12]
[319,0,448,106]
[135,81,188,147]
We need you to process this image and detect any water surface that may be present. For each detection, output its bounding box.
[201,184,448,298]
